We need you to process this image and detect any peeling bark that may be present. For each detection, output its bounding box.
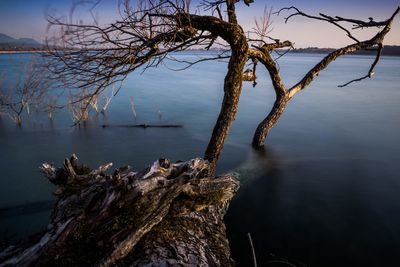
[0,155,239,267]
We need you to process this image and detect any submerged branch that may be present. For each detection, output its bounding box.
[101,124,183,128]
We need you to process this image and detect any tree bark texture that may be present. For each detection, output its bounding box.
[167,14,249,174]
[203,27,248,174]
[0,155,239,267]
[248,48,288,149]
[252,93,289,148]
[179,15,249,174]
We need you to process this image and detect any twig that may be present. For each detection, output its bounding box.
[247,232,258,267]
[267,259,298,267]
[338,43,382,87]
[130,96,137,119]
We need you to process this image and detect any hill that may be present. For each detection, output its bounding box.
[0,33,43,51]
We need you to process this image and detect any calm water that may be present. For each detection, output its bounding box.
[1,52,400,267]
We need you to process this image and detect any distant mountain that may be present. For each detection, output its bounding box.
[0,33,43,50]
[16,37,41,46]
[0,33,16,43]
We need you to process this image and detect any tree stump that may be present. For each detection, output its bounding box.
[0,155,239,267]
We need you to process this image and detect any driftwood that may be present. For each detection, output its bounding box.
[101,124,183,128]
[0,155,239,267]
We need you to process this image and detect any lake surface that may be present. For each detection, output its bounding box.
[1,52,400,267]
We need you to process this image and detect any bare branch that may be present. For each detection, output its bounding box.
[338,43,382,87]
[248,48,286,96]
[275,6,361,43]
[165,51,230,71]
[252,6,273,45]
[0,59,53,125]
[287,7,399,98]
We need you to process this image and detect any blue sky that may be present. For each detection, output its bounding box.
[0,0,399,47]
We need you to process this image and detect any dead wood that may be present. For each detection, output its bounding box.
[0,155,239,267]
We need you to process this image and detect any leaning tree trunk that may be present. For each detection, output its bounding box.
[204,26,248,174]
[0,155,239,267]
[252,93,289,148]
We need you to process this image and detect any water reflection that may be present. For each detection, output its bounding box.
[47,118,55,131]
[0,116,4,130]
[234,147,284,184]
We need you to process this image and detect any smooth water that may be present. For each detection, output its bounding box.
[1,52,400,267]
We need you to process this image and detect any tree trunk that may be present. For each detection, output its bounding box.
[204,27,248,174]
[0,155,239,267]
[252,93,289,148]
[16,115,22,126]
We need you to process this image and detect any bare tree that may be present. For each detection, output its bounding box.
[46,0,248,174]
[45,0,399,174]
[67,89,93,123]
[248,6,400,147]
[0,60,51,125]
[66,86,115,122]
[101,84,116,114]
[41,94,59,119]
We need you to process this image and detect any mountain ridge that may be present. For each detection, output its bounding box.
[0,33,42,49]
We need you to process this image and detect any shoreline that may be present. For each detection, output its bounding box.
[1,49,400,57]
[0,50,48,54]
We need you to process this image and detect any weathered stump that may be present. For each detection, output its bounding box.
[0,155,239,267]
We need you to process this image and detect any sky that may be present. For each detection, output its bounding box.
[0,0,399,48]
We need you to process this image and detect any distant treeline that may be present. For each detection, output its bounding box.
[1,44,400,56]
[0,44,46,51]
[289,46,400,56]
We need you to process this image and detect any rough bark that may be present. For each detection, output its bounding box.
[158,14,249,175]
[203,28,248,174]
[248,47,288,148]
[0,155,239,267]
[252,93,289,148]
[175,14,249,174]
